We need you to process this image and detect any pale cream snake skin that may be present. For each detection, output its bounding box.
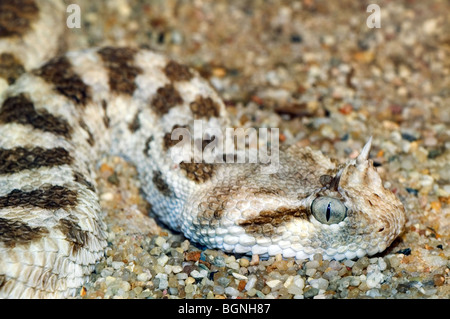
[0,0,406,298]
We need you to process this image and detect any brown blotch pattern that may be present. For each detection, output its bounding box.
[34,56,91,105]
[238,206,308,236]
[0,53,25,84]
[152,170,171,196]
[163,125,188,150]
[73,171,95,192]
[79,120,95,146]
[319,170,341,191]
[190,96,220,119]
[56,218,89,253]
[163,60,193,82]
[143,135,153,156]
[0,0,39,37]
[101,100,110,128]
[151,84,183,115]
[128,112,140,132]
[179,162,215,183]
[0,185,77,210]
[319,174,333,187]
[98,47,142,95]
[0,147,73,174]
[252,187,283,197]
[198,186,235,223]
[0,94,72,138]
[0,217,49,248]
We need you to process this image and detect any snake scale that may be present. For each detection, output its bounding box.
[0,0,406,298]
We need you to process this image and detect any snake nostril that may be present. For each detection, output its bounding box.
[378,227,385,232]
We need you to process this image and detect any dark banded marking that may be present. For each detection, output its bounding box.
[151,84,183,115]
[143,136,153,156]
[152,170,171,196]
[79,119,95,146]
[0,147,73,174]
[252,187,283,196]
[190,96,220,119]
[34,56,91,105]
[238,206,309,236]
[98,47,142,95]
[0,0,39,38]
[101,99,110,128]
[163,60,193,82]
[128,112,140,132]
[0,53,25,84]
[0,94,72,138]
[73,171,95,192]
[56,218,90,253]
[0,185,77,210]
[0,217,49,248]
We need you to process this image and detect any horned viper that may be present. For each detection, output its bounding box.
[0,0,406,298]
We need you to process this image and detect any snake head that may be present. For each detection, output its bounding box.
[185,137,406,261]
[308,137,406,260]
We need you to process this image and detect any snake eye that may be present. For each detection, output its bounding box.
[311,197,347,225]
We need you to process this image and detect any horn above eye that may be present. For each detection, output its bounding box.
[311,197,347,225]
[356,136,373,164]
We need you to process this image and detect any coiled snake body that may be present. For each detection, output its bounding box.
[0,0,405,298]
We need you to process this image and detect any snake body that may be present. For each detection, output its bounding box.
[0,0,406,298]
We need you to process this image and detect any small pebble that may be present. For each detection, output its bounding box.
[433,274,445,287]
[213,285,225,295]
[214,256,226,267]
[111,261,124,270]
[305,260,320,269]
[378,258,387,271]
[232,272,248,280]
[329,260,342,270]
[304,287,319,298]
[185,284,194,294]
[305,268,316,277]
[176,272,188,280]
[154,236,166,247]
[239,258,250,267]
[344,260,355,268]
[217,276,231,287]
[155,273,168,290]
[388,255,401,268]
[366,288,382,298]
[309,278,329,290]
[157,255,169,266]
[225,287,240,297]
[190,269,208,279]
[313,254,323,262]
[185,251,201,261]
[137,272,150,282]
[266,280,281,288]
[247,288,257,297]
[245,275,257,291]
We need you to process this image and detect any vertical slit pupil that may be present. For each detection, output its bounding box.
[326,202,331,221]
